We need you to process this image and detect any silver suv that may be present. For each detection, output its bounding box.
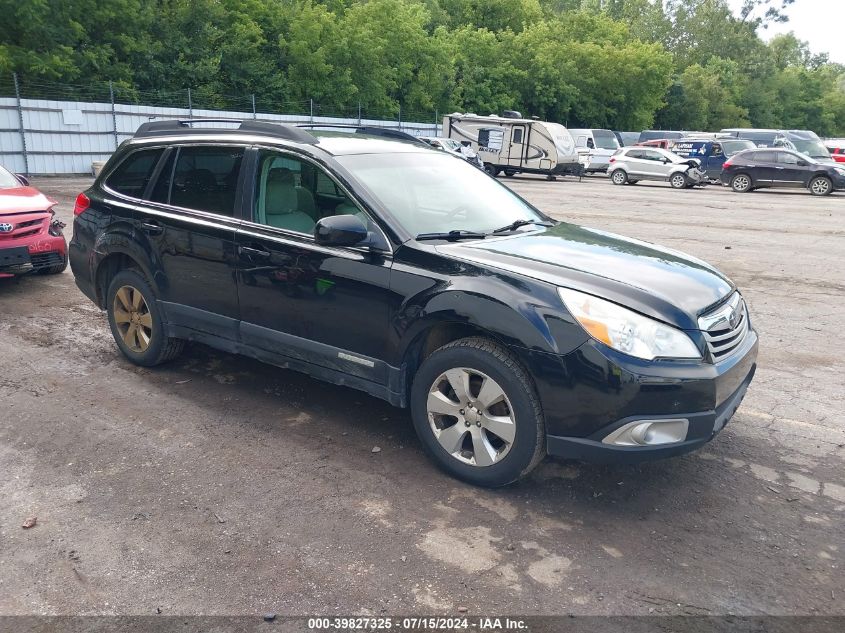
[608,147,706,188]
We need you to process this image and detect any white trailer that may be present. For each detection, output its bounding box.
[442,112,582,179]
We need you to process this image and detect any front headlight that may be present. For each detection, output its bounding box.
[558,288,701,360]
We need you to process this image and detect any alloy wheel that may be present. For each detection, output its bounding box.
[611,171,626,185]
[811,177,831,195]
[671,174,686,188]
[427,367,516,467]
[113,285,153,353]
[732,175,750,192]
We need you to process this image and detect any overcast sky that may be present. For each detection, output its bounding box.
[728,0,845,64]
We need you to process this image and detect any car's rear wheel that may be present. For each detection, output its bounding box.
[731,173,752,193]
[106,269,184,366]
[503,169,516,177]
[670,173,688,189]
[410,337,545,487]
[809,176,833,196]
[610,169,628,185]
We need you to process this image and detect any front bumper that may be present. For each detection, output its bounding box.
[547,364,755,462]
[527,326,758,463]
[0,236,67,276]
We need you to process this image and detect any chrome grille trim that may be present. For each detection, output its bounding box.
[699,293,749,360]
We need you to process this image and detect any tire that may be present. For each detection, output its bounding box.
[731,173,752,193]
[410,337,545,487]
[809,175,833,196]
[38,254,68,275]
[670,172,688,189]
[610,169,628,185]
[484,163,498,177]
[503,169,516,177]
[106,269,184,366]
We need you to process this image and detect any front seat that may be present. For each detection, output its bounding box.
[264,169,316,234]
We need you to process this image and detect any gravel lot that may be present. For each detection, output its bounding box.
[1,174,843,616]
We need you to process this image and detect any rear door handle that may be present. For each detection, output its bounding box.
[140,221,163,235]
[238,245,271,260]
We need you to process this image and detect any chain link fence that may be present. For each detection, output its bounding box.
[0,73,443,174]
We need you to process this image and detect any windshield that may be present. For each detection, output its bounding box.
[792,140,831,159]
[337,152,545,237]
[0,166,20,189]
[440,139,462,151]
[593,130,620,150]
[721,140,756,155]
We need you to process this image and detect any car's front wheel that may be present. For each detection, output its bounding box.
[670,173,688,189]
[809,175,833,196]
[410,337,545,487]
[731,173,753,193]
[106,269,184,366]
[610,169,628,185]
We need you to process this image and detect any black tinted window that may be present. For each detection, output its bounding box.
[106,149,163,198]
[626,149,645,159]
[170,146,244,216]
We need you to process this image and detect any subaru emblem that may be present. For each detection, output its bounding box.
[0,222,13,233]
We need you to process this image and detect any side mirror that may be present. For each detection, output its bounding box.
[15,174,29,186]
[797,159,809,167]
[314,215,369,247]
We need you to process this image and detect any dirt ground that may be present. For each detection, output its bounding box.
[1,174,843,616]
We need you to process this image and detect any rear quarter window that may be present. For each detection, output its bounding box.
[105,149,164,198]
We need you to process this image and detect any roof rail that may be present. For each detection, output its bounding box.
[296,123,428,146]
[133,118,318,144]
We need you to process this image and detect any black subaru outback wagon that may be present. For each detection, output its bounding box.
[70,119,758,486]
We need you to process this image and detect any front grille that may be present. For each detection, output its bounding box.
[699,293,749,361]
[30,252,64,270]
[0,217,47,240]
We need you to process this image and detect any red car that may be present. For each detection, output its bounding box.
[0,166,67,278]
[824,141,845,163]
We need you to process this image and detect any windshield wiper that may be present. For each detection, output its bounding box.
[415,230,487,242]
[490,219,553,234]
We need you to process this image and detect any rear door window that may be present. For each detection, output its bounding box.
[105,149,164,199]
[169,146,245,216]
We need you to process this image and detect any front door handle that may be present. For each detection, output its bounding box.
[140,221,163,235]
[238,245,271,260]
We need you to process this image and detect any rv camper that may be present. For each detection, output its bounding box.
[442,112,581,179]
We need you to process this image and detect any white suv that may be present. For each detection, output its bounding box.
[608,147,706,188]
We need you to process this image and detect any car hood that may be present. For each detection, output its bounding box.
[0,186,54,215]
[436,223,734,330]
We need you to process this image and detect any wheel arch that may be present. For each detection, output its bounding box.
[93,230,162,308]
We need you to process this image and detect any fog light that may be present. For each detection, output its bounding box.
[602,419,689,447]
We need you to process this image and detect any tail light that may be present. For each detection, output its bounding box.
[723,159,733,168]
[608,156,616,163]
[73,193,90,216]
